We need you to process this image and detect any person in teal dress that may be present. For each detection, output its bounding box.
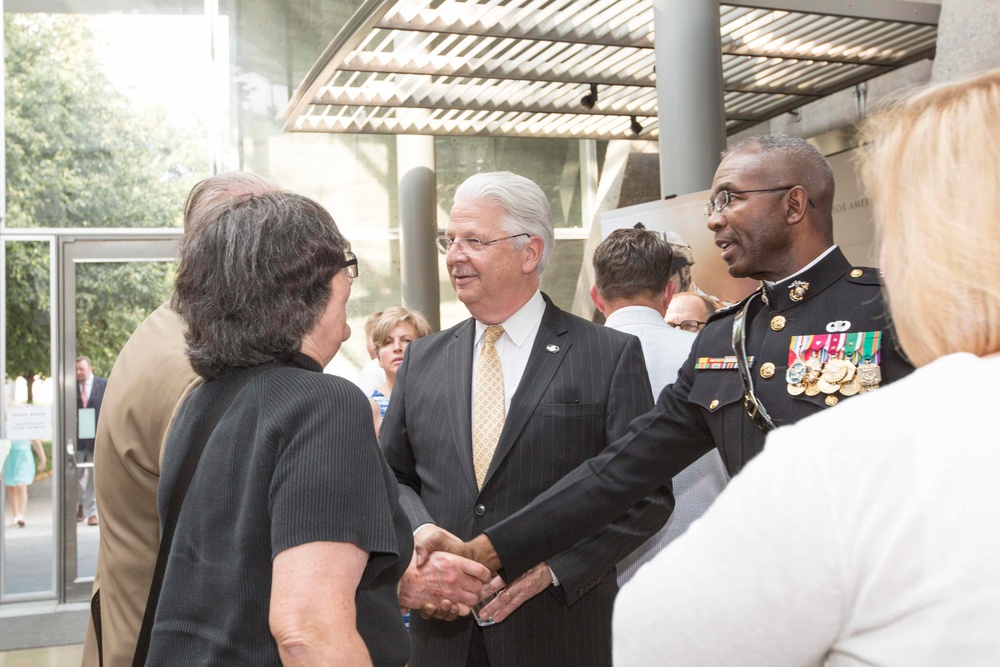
[4,439,46,527]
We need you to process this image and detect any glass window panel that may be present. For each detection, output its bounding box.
[3,12,211,229]
[435,137,585,229]
[540,238,586,309]
[224,0,397,227]
[74,260,175,577]
[325,237,403,383]
[3,239,54,597]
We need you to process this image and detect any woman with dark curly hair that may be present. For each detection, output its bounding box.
[145,192,412,666]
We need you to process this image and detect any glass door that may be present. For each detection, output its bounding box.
[58,236,178,602]
[1,237,56,601]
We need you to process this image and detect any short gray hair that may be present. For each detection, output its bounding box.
[172,192,350,380]
[724,134,835,210]
[182,171,281,234]
[453,171,555,273]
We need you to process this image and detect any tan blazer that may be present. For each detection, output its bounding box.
[82,302,203,667]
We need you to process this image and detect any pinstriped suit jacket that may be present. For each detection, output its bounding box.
[381,294,671,667]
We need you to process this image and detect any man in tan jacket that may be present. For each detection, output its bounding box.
[82,172,279,667]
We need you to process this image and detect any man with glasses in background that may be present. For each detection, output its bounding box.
[665,291,717,332]
[380,171,669,667]
[420,134,916,606]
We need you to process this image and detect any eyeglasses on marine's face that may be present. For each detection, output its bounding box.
[703,187,817,217]
[667,319,706,333]
[435,233,529,255]
[342,251,359,278]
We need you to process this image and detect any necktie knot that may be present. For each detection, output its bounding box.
[484,325,504,346]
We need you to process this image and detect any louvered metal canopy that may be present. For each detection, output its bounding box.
[283,0,939,140]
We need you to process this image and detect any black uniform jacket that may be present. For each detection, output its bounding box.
[486,248,915,581]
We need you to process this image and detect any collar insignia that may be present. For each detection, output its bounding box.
[789,280,810,302]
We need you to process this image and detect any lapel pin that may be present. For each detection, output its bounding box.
[546,344,560,353]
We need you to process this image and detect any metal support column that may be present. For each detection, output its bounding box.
[654,0,726,198]
[396,135,440,331]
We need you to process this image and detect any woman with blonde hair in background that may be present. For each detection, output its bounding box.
[613,68,1000,666]
[369,306,432,436]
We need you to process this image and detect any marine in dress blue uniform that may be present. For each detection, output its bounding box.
[690,245,911,475]
[451,134,919,585]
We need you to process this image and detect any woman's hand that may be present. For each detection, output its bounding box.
[32,440,46,472]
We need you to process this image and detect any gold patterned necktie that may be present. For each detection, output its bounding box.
[473,325,505,489]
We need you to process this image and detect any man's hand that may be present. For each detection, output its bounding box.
[478,562,552,624]
[413,525,474,566]
[398,549,491,622]
[414,527,503,573]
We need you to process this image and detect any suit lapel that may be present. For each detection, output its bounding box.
[481,298,571,489]
[445,319,479,494]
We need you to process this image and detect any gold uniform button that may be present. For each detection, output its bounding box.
[709,399,719,410]
[850,268,863,278]
[825,395,839,407]
[770,315,786,331]
[759,362,776,379]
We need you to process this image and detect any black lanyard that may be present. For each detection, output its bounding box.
[732,294,777,432]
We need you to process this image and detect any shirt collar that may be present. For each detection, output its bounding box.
[764,245,838,287]
[291,352,323,372]
[604,305,668,329]
[475,289,545,348]
[760,246,851,312]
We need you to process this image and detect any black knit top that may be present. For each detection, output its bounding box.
[148,353,411,666]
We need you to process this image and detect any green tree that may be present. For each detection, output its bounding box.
[4,241,50,404]
[4,14,200,228]
[76,262,175,377]
[4,14,203,393]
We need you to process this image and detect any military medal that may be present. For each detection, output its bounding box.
[816,377,839,394]
[857,331,883,392]
[786,336,809,394]
[784,329,882,399]
[802,354,822,395]
[858,364,882,392]
[785,336,808,383]
[839,377,861,396]
[821,358,850,384]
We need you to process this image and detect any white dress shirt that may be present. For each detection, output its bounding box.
[470,289,545,419]
[604,306,730,587]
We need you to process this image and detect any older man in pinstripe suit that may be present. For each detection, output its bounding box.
[381,171,671,667]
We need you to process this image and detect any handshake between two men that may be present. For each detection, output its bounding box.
[400,525,531,625]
